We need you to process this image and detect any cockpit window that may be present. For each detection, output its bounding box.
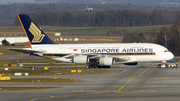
[164,50,170,52]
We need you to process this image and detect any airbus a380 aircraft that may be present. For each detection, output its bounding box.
[9,14,174,68]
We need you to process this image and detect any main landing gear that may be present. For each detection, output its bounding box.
[86,64,110,68]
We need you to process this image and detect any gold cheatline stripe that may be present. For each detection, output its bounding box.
[107,54,156,56]
[17,14,31,45]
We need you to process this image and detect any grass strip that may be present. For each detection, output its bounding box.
[0,87,56,91]
[0,78,76,83]
[0,69,112,75]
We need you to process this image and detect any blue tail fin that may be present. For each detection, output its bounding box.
[17,14,54,45]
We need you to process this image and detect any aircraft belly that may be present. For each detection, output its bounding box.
[52,58,72,63]
[131,56,154,62]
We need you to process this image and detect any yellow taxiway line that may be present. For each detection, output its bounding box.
[30,63,154,101]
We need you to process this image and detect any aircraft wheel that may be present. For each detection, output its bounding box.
[95,65,99,68]
[86,65,90,69]
[103,66,110,68]
[92,64,98,68]
[98,65,103,68]
[158,64,161,68]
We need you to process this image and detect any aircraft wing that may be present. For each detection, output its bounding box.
[63,53,132,63]
[9,48,132,63]
[88,54,132,63]
[8,48,44,54]
[113,56,132,63]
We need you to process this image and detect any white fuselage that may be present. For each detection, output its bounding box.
[0,37,28,45]
[30,43,174,64]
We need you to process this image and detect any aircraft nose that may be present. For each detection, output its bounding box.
[169,52,174,60]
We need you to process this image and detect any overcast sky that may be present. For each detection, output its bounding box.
[0,0,34,4]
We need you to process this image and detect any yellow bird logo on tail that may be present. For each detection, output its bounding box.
[29,22,45,43]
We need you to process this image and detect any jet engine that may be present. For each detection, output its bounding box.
[99,57,115,66]
[124,62,138,65]
[73,55,89,64]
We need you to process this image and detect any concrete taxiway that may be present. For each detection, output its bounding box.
[0,62,180,101]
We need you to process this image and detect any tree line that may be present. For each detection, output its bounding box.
[122,23,180,56]
[11,9,180,55]
[12,10,180,27]
[1,3,180,25]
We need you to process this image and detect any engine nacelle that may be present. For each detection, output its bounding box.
[124,62,138,65]
[99,57,115,66]
[73,55,89,64]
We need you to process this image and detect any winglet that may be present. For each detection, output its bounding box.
[17,14,54,45]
